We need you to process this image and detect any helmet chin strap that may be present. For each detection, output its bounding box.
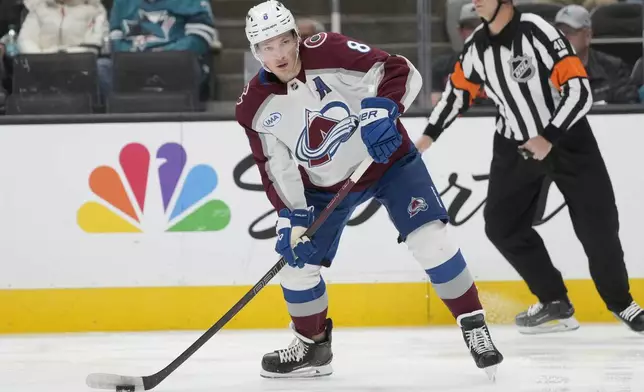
[484,0,505,25]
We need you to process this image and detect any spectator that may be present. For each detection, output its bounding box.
[296,18,325,40]
[17,0,108,54]
[0,0,25,109]
[99,0,219,100]
[554,5,639,104]
[430,3,490,106]
[0,40,8,107]
[628,59,644,101]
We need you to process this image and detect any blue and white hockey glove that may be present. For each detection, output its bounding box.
[275,207,318,268]
[359,97,402,164]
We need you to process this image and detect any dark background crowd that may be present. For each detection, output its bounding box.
[0,0,641,115]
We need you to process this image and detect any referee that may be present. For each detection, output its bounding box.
[416,0,644,334]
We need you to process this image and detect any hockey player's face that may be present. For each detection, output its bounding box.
[257,32,300,81]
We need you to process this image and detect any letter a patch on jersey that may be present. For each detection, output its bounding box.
[313,76,332,100]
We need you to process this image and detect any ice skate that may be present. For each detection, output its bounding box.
[612,301,644,334]
[260,318,333,378]
[457,310,504,381]
[515,300,580,334]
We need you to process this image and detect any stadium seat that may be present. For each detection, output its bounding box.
[106,91,197,113]
[5,93,92,115]
[589,3,642,67]
[590,3,641,38]
[107,51,202,113]
[8,52,98,114]
[515,2,562,22]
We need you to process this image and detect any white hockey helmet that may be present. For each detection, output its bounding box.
[245,1,300,63]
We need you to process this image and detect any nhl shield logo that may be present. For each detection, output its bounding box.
[508,54,535,83]
[407,196,428,218]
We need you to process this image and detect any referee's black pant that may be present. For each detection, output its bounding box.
[483,118,633,313]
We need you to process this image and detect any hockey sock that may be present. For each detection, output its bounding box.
[425,249,483,318]
[281,276,328,339]
[406,221,483,319]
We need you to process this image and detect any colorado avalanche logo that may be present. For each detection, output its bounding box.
[295,101,359,167]
[408,197,428,218]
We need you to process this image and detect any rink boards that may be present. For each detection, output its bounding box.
[0,115,642,333]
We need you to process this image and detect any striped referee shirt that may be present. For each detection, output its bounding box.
[424,10,593,143]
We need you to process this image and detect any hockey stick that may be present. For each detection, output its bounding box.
[86,156,374,391]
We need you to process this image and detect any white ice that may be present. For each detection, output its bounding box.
[0,324,642,392]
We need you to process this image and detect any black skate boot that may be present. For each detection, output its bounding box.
[457,310,504,381]
[612,301,644,334]
[515,299,580,334]
[260,318,333,378]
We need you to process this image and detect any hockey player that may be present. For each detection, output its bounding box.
[235,0,503,380]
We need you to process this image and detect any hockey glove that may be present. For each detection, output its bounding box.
[275,207,318,268]
[359,97,402,164]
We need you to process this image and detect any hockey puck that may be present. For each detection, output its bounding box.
[115,386,135,392]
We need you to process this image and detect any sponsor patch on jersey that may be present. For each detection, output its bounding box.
[304,32,328,49]
[407,196,428,218]
[263,112,282,128]
[508,54,536,83]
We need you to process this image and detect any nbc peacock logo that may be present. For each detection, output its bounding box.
[77,142,231,233]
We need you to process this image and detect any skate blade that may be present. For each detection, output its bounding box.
[484,365,498,382]
[260,364,333,379]
[518,317,580,335]
[612,314,644,335]
[620,322,644,335]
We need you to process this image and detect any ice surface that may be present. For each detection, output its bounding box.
[0,324,642,391]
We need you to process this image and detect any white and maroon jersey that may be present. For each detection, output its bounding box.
[235,32,422,212]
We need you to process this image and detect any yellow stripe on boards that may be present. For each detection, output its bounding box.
[0,280,641,334]
[427,279,644,325]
